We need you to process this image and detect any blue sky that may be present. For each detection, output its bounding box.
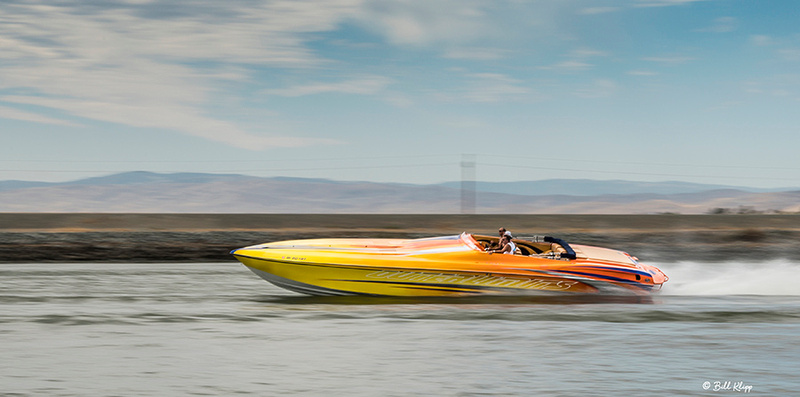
[1,0,799,187]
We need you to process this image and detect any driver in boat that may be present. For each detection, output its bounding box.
[489,234,516,255]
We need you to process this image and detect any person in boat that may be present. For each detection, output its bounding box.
[489,234,516,255]
[488,227,513,250]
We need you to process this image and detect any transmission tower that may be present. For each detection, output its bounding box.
[461,154,476,214]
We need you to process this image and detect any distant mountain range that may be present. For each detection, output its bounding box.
[437,179,793,196]
[1,171,798,214]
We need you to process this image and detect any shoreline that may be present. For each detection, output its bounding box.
[2,213,799,263]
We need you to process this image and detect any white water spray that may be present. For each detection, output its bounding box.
[659,260,800,296]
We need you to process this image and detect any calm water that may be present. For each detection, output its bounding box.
[2,261,800,396]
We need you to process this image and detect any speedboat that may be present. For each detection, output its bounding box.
[230,232,668,297]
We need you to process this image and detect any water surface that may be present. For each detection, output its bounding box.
[3,261,799,396]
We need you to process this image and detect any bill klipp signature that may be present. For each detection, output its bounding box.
[702,380,753,393]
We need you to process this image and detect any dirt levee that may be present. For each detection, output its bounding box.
[2,214,799,263]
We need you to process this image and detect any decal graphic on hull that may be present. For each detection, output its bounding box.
[364,271,579,291]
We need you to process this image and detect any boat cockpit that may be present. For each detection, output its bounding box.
[471,234,577,259]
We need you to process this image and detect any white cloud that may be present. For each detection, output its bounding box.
[743,75,800,100]
[0,0,363,150]
[579,7,620,15]
[749,35,774,47]
[354,1,493,46]
[435,73,531,103]
[463,73,531,102]
[571,48,609,58]
[540,48,607,73]
[542,60,593,72]
[697,16,738,33]
[627,70,659,76]
[442,47,509,60]
[4,95,339,149]
[746,33,800,63]
[0,105,82,127]
[633,0,707,7]
[642,56,694,64]
[263,76,392,97]
[574,79,618,98]
[778,48,800,62]
[382,93,414,108]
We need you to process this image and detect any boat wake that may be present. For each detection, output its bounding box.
[659,260,800,296]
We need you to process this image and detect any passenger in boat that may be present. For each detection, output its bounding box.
[489,234,516,255]
[488,227,513,250]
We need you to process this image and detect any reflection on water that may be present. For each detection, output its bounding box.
[2,262,800,396]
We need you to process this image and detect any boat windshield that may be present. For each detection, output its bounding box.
[460,233,484,252]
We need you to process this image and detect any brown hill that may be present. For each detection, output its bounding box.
[1,174,798,214]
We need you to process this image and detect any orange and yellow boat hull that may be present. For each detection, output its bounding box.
[231,233,667,297]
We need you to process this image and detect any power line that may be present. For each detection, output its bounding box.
[0,162,456,174]
[481,162,800,182]
[0,154,456,165]
[479,154,800,171]
[2,155,798,184]
[4,152,799,172]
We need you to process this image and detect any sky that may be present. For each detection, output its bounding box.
[1,0,799,188]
